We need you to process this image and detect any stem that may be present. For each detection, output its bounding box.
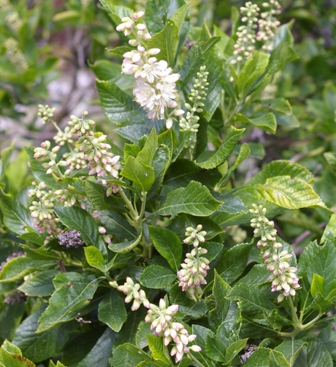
[187,352,207,367]
[118,187,139,220]
[277,296,322,338]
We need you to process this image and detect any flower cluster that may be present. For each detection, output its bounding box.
[116,11,183,128]
[38,104,56,124]
[111,278,201,362]
[4,38,27,72]
[250,204,300,302]
[34,109,120,192]
[231,2,259,64]
[180,65,209,135]
[178,225,210,299]
[257,0,281,52]
[231,0,281,65]
[29,182,61,236]
[57,230,85,249]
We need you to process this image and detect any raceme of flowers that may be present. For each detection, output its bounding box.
[231,0,281,65]
[179,65,209,133]
[178,225,210,299]
[116,11,184,128]
[110,278,201,362]
[250,204,300,302]
[30,107,120,238]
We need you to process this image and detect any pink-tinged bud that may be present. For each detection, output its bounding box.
[190,345,201,352]
[166,118,173,129]
[116,24,126,32]
[136,24,146,31]
[98,226,106,234]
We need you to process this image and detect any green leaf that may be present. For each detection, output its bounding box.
[321,213,336,243]
[207,272,231,328]
[274,339,306,366]
[0,341,36,367]
[37,272,101,332]
[0,256,56,283]
[121,156,155,192]
[98,289,127,332]
[0,142,14,179]
[256,176,327,209]
[145,0,185,34]
[12,306,67,363]
[99,210,137,240]
[146,19,179,66]
[147,335,170,365]
[84,181,125,212]
[108,232,142,253]
[298,239,336,304]
[237,51,270,97]
[225,339,248,364]
[0,189,36,235]
[137,128,158,167]
[139,265,177,289]
[76,328,115,367]
[215,242,253,284]
[84,246,115,272]
[153,181,222,218]
[294,339,333,367]
[18,269,60,297]
[243,347,290,367]
[196,126,245,169]
[227,283,277,319]
[148,226,182,272]
[96,80,158,143]
[234,113,277,134]
[248,160,315,185]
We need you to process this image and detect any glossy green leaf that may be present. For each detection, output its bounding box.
[256,176,327,209]
[0,142,14,179]
[0,256,57,283]
[145,0,186,34]
[274,339,306,366]
[237,51,270,96]
[121,156,155,192]
[76,328,115,367]
[294,339,333,367]
[153,181,222,218]
[215,242,253,284]
[37,272,101,332]
[0,341,36,367]
[147,335,170,365]
[96,80,157,143]
[137,128,158,167]
[298,239,336,302]
[0,189,36,235]
[248,160,315,185]
[148,226,182,272]
[207,272,231,328]
[18,269,60,297]
[84,246,115,272]
[234,113,277,134]
[139,265,176,289]
[54,206,99,246]
[146,20,179,66]
[98,289,127,332]
[196,126,245,169]
[12,306,67,363]
[84,181,125,212]
[99,211,137,240]
[243,347,290,366]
